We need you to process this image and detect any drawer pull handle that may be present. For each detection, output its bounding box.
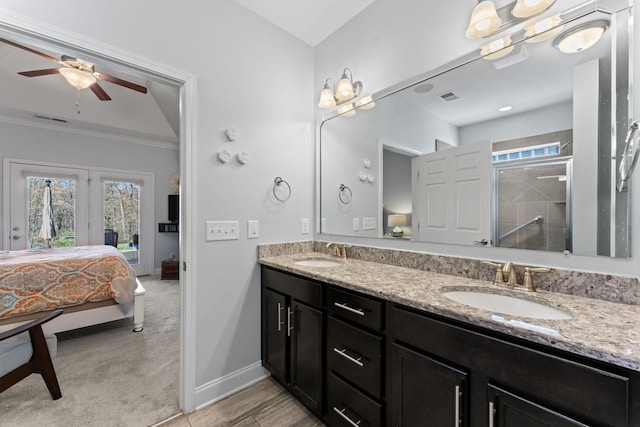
[489,401,495,426]
[287,307,294,337]
[455,385,461,426]
[334,302,365,316]
[333,347,364,367]
[333,406,362,427]
[277,302,284,332]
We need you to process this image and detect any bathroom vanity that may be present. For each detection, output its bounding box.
[260,250,640,426]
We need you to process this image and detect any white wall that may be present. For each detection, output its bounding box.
[0,0,314,410]
[459,101,573,146]
[0,121,179,268]
[315,0,640,277]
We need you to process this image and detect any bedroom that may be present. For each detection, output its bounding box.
[0,13,182,423]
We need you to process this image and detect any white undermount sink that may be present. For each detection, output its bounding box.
[294,258,342,268]
[442,291,572,320]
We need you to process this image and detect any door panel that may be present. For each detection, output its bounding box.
[417,140,492,245]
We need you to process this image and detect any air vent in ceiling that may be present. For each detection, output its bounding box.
[439,91,459,102]
[32,114,68,124]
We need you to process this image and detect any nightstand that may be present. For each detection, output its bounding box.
[161,260,179,280]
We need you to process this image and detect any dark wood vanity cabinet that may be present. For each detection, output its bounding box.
[391,343,468,426]
[261,267,323,416]
[325,287,386,427]
[261,266,640,426]
[389,304,637,427]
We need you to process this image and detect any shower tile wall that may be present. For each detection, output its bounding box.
[498,164,567,251]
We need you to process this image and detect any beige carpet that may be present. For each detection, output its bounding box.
[0,276,180,427]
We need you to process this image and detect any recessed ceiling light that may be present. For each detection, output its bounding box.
[414,83,434,93]
[499,106,513,112]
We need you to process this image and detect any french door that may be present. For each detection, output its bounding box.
[4,159,153,275]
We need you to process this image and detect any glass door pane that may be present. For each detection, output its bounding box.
[27,177,76,249]
[103,180,140,265]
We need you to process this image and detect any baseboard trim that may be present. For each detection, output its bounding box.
[194,361,269,410]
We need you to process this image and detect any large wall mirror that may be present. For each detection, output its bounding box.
[319,0,634,258]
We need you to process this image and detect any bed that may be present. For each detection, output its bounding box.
[0,245,144,333]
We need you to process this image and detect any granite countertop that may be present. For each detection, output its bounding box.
[259,252,640,372]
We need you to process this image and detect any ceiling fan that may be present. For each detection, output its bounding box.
[0,37,147,101]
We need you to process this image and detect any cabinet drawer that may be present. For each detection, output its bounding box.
[326,372,382,427]
[262,267,322,308]
[328,287,383,331]
[327,316,383,399]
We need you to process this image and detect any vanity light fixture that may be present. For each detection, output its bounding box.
[466,1,502,39]
[481,36,514,60]
[318,68,363,108]
[524,15,563,43]
[512,0,555,18]
[355,95,376,110]
[552,20,609,54]
[466,0,555,39]
[59,67,97,90]
[337,103,356,117]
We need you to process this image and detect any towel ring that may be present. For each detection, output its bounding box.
[273,177,291,202]
[338,184,352,204]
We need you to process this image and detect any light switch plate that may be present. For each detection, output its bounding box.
[363,217,377,230]
[206,220,239,241]
[301,218,310,234]
[353,218,360,231]
[247,220,259,239]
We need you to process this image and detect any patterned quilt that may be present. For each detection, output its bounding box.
[0,245,137,319]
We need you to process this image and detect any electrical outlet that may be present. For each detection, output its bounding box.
[206,220,239,241]
[363,217,377,230]
[301,218,310,234]
[353,218,360,231]
[247,220,259,239]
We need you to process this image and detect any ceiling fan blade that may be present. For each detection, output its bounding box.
[0,37,60,63]
[90,82,112,101]
[95,72,148,94]
[18,68,62,77]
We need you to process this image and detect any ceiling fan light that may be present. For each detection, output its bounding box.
[512,0,555,18]
[466,1,502,39]
[553,20,609,54]
[335,73,355,101]
[318,85,336,108]
[524,15,563,43]
[59,67,96,90]
[481,36,514,60]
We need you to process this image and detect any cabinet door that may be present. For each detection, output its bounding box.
[290,300,323,415]
[488,385,588,427]
[262,288,287,384]
[391,343,467,427]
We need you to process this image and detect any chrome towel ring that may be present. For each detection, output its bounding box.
[617,121,640,192]
[273,177,291,202]
[338,184,352,204]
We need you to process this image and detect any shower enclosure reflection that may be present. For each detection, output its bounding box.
[495,157,572,252]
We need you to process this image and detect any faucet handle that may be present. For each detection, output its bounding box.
[522,267,551,292]
[482,261,504,285]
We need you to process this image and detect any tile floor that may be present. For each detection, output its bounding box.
[157,377,324,427]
